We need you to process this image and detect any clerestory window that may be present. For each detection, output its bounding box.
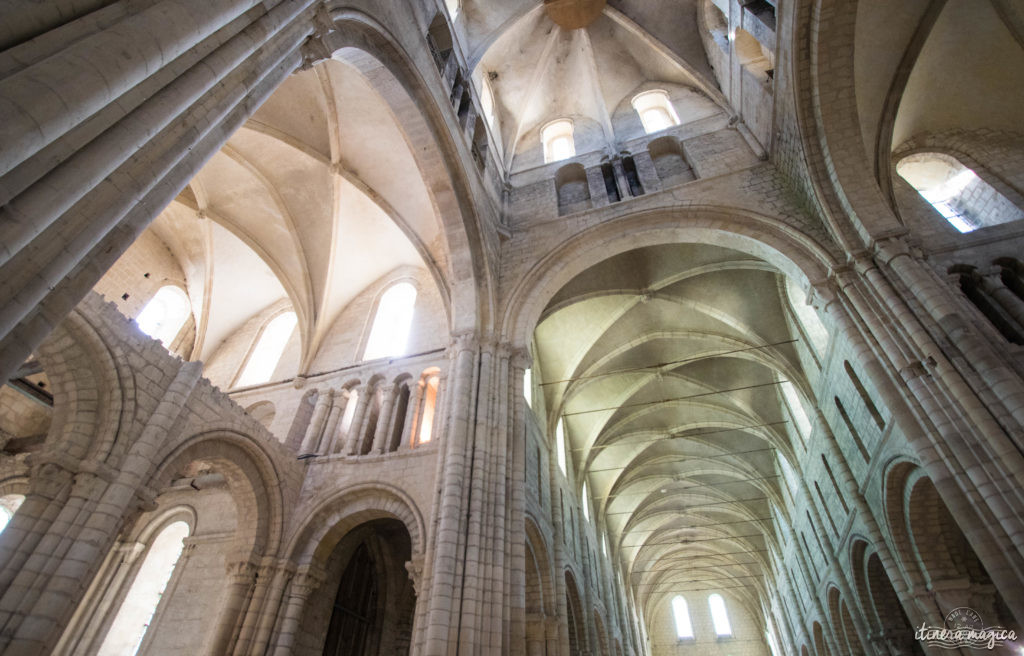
[708,593,733,637]
[363,282,418,361]
[555,416,567,475]
[632,90,680,134]
[236,311,297,387]
[136,285,190,348]
[542,119,575,163]
[0,494,24,535]
[671,595,695,639]
[896,153,1024,233]
[97,521,190,656]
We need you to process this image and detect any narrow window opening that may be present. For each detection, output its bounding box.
[786,277,829,358]
[0,494,24,535]
[581,480,590,521]
[834,396,870,462]
[780,380,812,443]
[523,367,533,408]
[97,521,190,656]
[672,595,694,639]
[815,481,838,537]
[555,417,567,475]
[363,282,417,361]
[236,311,297,387]
[136,286,190,348]
[708,593,733,637]
[843,361,885,430]
[821,455,849,514]
[542,119,575,163]
[631,90,680,134]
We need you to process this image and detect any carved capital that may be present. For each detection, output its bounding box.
[405,556,425,595]
[448,331,479,356]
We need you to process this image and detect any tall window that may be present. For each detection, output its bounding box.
[708,593,733,637]
[671,595,694,639]
[0,494,24,534]
[98,521,190,656]
[581,480,590,521]
[136,286,190,347]
[785,277,828,358]
[363,282,417,360]
[236,311,297,387]
[523,368,533,408]
[555,417,567,474]
[542,119,575,163]
[780,379,812,442]
[896,153,1024,233]
[631,90,680,134]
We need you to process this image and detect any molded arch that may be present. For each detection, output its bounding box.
[285,482,426,565]
[501,205,838,349]
[321,9,490,336]
[149,430,289,559]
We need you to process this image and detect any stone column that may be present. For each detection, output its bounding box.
[272,565,326,656]
[324,388,352,454]
[370,384,397,454]
[980,268,1024,328]
[299,388,331,454]
[344,384,372,455]
[318,389,344,454]
[203,560,258,656]
[423,333,479,654]
[0,0,317,382]
[399,378,427,450]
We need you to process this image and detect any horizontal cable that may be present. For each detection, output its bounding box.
[618,515,776,535]
[540,339,799,387]
[621,531,771,549]
[633,572,766,587]
[605,495,770,516]
[562,380,786,417]
[600,475,781,501]
[579,421,789,455]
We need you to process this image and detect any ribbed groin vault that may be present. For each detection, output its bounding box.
[2,0,1024,655]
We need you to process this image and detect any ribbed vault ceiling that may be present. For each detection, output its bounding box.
[534,243,807,621]
[461,0,725,166]
[152,58,447,370]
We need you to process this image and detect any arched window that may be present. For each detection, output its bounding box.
[631,90,680,134]
[581,480,590,521]
[671,595,694,639]
[236,311,297,387]
[135,285,190,347]
[523,367,533,408]
[555,417,567,474]
[445,0,459,19]
[780,379,812,442]
[363,282,417,360]
[785,277,829,358]
[708,593,733,637]
[542,119,575,163]
[0,494,24,534]
[896,153,1024,232]
[97,521,190,656]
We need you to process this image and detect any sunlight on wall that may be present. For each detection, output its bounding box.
[364,283,418,360]
[236,311,297,387]
[97,521,190,656]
